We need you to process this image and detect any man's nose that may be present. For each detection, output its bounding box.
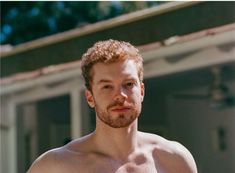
[114,87,127,102]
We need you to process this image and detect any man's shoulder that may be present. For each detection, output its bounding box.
[27,137,91,173]
[27,147,66,173]
[139,131,189,154]
[138,131,198,173]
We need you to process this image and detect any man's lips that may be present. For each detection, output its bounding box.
[110,107,131,112]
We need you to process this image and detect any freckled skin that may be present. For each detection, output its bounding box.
[27,60,197,173]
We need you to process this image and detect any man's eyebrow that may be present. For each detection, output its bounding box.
[124,77,138,81]
[97,79,112,84]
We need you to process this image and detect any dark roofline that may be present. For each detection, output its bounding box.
[1,2,198,58]
[1,2,235,78]
[1,23,234,86]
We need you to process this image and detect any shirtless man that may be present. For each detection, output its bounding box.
[28,39,197,173]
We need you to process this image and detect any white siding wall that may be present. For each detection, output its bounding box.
[167,81,235,173]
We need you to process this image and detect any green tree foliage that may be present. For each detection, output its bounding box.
[1,1,163,45]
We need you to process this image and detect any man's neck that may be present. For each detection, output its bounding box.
[92,118,139,161]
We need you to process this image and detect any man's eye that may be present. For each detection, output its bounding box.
[125,82,134,88]
[102,85,112,89]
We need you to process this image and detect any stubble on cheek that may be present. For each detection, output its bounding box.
[94,94,142,128]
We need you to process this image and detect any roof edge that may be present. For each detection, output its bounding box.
[1,24,235,95]
[1,1,199,58]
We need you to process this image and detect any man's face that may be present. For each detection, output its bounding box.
[85,59,144,128]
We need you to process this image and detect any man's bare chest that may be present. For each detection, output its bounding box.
[56,154,173,173]
[85,158,160,173]
[58,148,172,173]
[108,163,158,173]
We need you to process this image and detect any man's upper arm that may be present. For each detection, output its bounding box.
[173,141,198,173]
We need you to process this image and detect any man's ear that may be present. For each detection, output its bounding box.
[141,82,145,102]
[85,89,95,108]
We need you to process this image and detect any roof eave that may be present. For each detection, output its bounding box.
[0,1,199,58]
